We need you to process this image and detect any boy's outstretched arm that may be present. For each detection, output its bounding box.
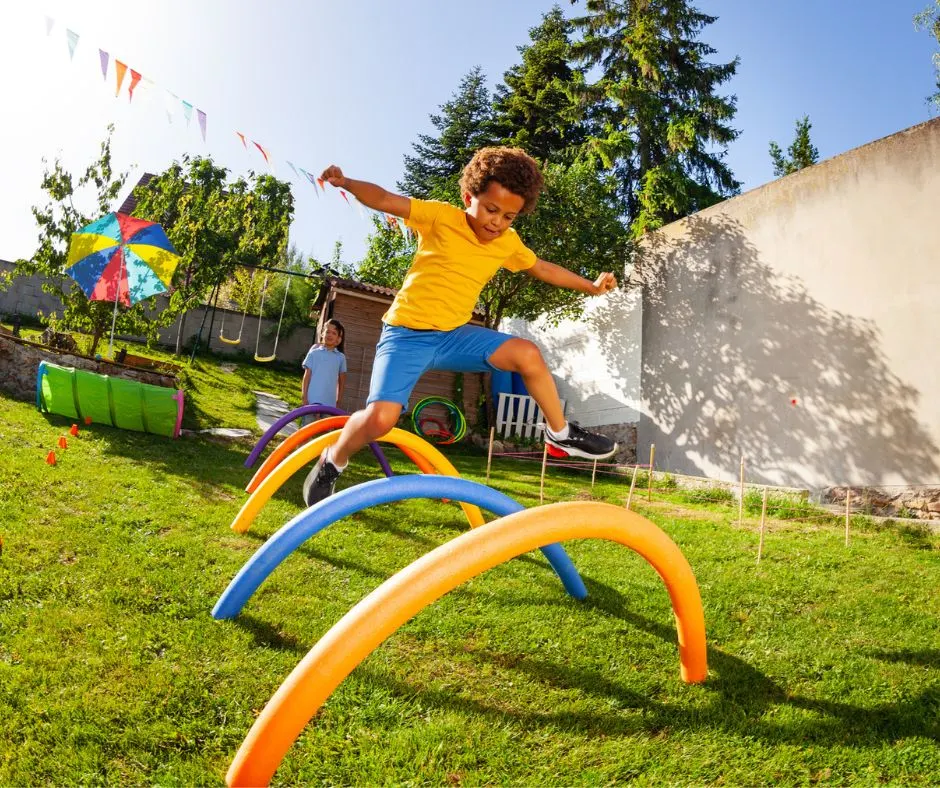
[526,258,617,295]
[320,165,411,219]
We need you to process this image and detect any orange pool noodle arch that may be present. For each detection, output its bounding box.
[226,501,707,786]
[246,416,434,494]
[231,427,483,534]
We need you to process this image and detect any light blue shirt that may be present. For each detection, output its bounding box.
[302,345,347,407]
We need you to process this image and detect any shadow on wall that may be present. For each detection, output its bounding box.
[631,214,940,489]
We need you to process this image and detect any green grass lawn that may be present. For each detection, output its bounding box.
[0,352,937,785]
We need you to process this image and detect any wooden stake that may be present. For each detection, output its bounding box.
[647,444,655,502]
[539,442,548,504]
[737,455,746,525]
[485,426,495,485]
[844,488,852,546]
[591,459,598,491]
[757,486,768,563]
[626,464,639,510]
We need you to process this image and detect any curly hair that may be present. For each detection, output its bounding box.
[459,147,544,214]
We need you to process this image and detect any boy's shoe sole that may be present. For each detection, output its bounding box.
[544,436,619,461]
[302,453,341,507]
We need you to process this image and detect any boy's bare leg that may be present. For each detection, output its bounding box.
[489,337,617,460]
[304,400,403,506]
[488,338,566,431]
[329,401,402,466]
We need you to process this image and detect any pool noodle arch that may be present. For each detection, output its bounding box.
[244,404,394,478]
[246,416,435,494]
[230,428,485,534]
[225,501,707,787]
[214,475,587,620]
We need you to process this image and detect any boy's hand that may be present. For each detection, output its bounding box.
[320,165,346,188]
[591,272,617,295]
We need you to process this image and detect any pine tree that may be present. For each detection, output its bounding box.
[399,66,496,202]
[569,0,740,236]
[492,5,587,163]
[769,116,820,177]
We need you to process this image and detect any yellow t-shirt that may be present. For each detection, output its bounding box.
[382,198,537,331]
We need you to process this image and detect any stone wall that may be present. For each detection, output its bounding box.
[822,486,940,521]
[0,332,179,403]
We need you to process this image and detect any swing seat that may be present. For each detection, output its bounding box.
[219,332,243,345]
[253,353,277,363]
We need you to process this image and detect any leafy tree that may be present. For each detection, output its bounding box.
[132,156,294,355]
[769,115,820,177]
[355,215,415,289]
[2,126,160,356]
[568,0,740,236]
[492,6,588,163]
[399,66,497,202]
[915,1,940,111]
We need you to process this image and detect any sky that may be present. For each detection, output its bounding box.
[0,1,936,269]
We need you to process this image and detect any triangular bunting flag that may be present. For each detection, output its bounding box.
[339,190,350,205]
[114,60,127,97]
[181,100,193,126]
[235,132,248,149]
[300,170,321,197]
[127,69,142,102]
[98,49,109,80]
[164,91,178,124]
[44,16,54,36]
[197,109,207,141]
[252,141,272,167]
[286,161,299,178]
[66,29,79,60]
[351,195,366,220]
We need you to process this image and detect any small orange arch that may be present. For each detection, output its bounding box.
[231,428,484,534]
[226,501,707,786]
[246,416,435,493]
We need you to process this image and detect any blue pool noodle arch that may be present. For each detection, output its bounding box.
[212,475,588,620]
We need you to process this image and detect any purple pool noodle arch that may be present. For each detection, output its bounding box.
[245,404,394,478]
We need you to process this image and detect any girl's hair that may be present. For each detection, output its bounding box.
[459,146,544,214]
[322,318,345,354]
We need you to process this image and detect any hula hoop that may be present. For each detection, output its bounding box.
[412,396,466,445]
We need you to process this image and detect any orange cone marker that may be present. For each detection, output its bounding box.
[58,436,68,449]
[46,450,57,466]
[70,424,79,437]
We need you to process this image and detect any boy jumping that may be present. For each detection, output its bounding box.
[305,146,618,506]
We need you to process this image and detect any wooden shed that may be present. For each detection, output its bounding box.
[312,277,485,426]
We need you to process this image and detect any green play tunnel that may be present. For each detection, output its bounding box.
[36,361,184,438]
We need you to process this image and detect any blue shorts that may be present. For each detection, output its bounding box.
[367,323,515,407]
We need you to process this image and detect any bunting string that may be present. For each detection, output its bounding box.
[38,11,412,241]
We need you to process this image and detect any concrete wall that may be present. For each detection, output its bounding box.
[0,261,315,365]
[636,118,940,489]
[0,261,62,318]
[502,285,642,461]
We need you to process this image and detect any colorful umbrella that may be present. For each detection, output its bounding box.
[65,212,180,358]
[66,212,179,305]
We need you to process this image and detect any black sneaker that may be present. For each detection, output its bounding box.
[545,422,618,461]
[302,453,342,507]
